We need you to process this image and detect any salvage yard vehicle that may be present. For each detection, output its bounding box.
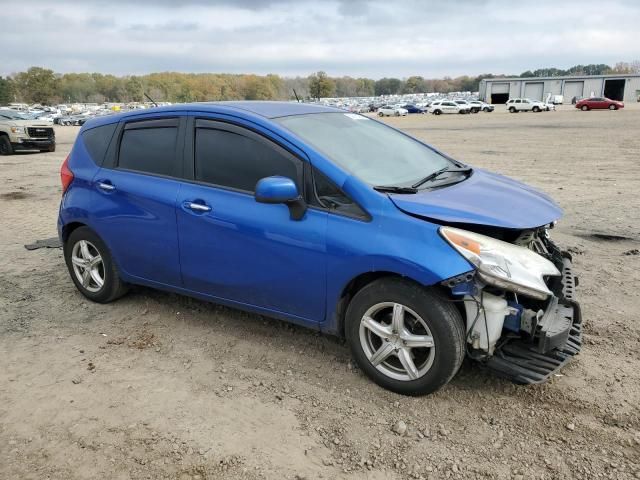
[454,100,479,113]
[506,98,546,113]
[469,100,494,112]
[575,97,624,111]
[0,109,56,154]
[377,105,408,117]
[428,100,467,115]
[58,102,581,395]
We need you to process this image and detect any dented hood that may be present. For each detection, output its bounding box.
[388,169,562,229]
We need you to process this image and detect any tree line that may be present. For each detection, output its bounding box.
[1,62,638,106]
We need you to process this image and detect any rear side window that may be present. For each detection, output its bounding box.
[83,123,117,165]
[118,124,178,177]
[195,128,301,192]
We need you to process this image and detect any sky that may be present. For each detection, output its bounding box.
[1,0,639,79]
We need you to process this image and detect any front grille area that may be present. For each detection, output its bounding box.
[27,127,54,138]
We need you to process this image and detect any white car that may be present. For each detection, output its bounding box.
[469,100,494,112]
[428,100,466,115]
[453,100,477,113]
[377,106,408,117]
[506,98,546,113]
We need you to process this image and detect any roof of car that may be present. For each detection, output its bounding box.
[82,101,345,130]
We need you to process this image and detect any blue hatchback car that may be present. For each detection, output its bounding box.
[58,102,582,395]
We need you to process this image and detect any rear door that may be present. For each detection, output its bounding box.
[176,118,327,323]
[91,116,186,286]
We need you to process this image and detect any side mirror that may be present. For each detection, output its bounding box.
[255,176,306,221]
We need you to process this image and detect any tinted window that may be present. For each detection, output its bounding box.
[83,123,117,165]
[118,126,178,176]
[195,128,300,192]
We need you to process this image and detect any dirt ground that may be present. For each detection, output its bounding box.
[1,105,639,480]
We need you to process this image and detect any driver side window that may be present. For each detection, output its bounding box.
[194,124,302,193]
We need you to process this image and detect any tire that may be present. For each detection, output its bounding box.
[0,135,14,155]
[581,105,589,111]
[345,278,466,396]
[483,107,490,112]
[395,111,400,116]
[378,112,384,117]
[508,107,516,113]
[532,106,540,112]
[433,110,441,115]
[41,144,56,153]
[609,104,617,110]
[64,226,128,303]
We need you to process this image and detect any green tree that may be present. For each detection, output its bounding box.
[402,76,427,93]
[125,76,143,102]
[308,71,335,100]
[0,76,13,104]
[374,78,402,95]
[14,67,58,104]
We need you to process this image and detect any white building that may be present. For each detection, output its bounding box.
[479,74,640,104]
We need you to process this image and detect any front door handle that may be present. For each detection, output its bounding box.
[185,201,211,213]
[97,181,115,191]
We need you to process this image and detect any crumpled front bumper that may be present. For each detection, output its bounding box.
[484,253,583,384]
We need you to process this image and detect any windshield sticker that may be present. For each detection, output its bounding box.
[344,113,369,120]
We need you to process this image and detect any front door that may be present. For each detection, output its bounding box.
[176,119,327,323]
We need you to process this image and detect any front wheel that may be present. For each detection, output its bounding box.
[581,105,589,111]
[64,226,128,303]
[508,106,516,113]
[609,104,617,110]
[0,136,14,155]
[345,278,465,396]
[532,106,541,112]
[378,112,384,117]
[433,110,441,115]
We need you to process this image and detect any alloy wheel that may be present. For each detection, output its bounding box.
[359,302,436,381]
[71,240,105,293]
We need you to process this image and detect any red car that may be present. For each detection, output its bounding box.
[575,97,624,111]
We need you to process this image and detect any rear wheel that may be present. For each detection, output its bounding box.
[345,278,465,396]
[609,104,617,110]
[0,135,14,155]
[581,105,589,111]
[64,226,128,303]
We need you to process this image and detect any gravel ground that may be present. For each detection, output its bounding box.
[1,105,639,480]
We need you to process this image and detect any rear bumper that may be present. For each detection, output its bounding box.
[484,254,583,384]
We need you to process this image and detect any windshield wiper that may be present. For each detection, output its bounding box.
[411,166,472,189]
[373,185,418,194]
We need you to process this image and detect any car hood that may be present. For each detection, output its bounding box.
[388,169,562,229]
[6,119,52,127]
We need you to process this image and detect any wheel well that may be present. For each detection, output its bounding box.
[61,222,87,243]
[335,272,420,337]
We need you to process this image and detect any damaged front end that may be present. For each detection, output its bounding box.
[440,224,582,384]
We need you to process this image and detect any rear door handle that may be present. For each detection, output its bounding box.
[97,181,115,191]
[184,201,211,213]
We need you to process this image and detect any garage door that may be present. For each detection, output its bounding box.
[564,81,584,102]
[524,82,544,101]
[491,83,510,94]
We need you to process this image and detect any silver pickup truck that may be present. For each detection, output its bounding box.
[0,109,56,155]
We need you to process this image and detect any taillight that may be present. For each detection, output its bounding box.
[60,155,74,194]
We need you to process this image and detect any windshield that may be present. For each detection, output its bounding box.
[275,112,452,187]
[0,110,28,120]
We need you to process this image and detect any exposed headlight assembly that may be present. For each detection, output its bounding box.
[440,226,560,300]
[11,126,25,134]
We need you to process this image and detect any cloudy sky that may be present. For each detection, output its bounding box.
[2,0,639,78]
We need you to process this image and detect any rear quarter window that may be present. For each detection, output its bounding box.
[82,123,117,165]
[118,126,178,177]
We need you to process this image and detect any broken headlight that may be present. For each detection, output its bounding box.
[440,226,560,300]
